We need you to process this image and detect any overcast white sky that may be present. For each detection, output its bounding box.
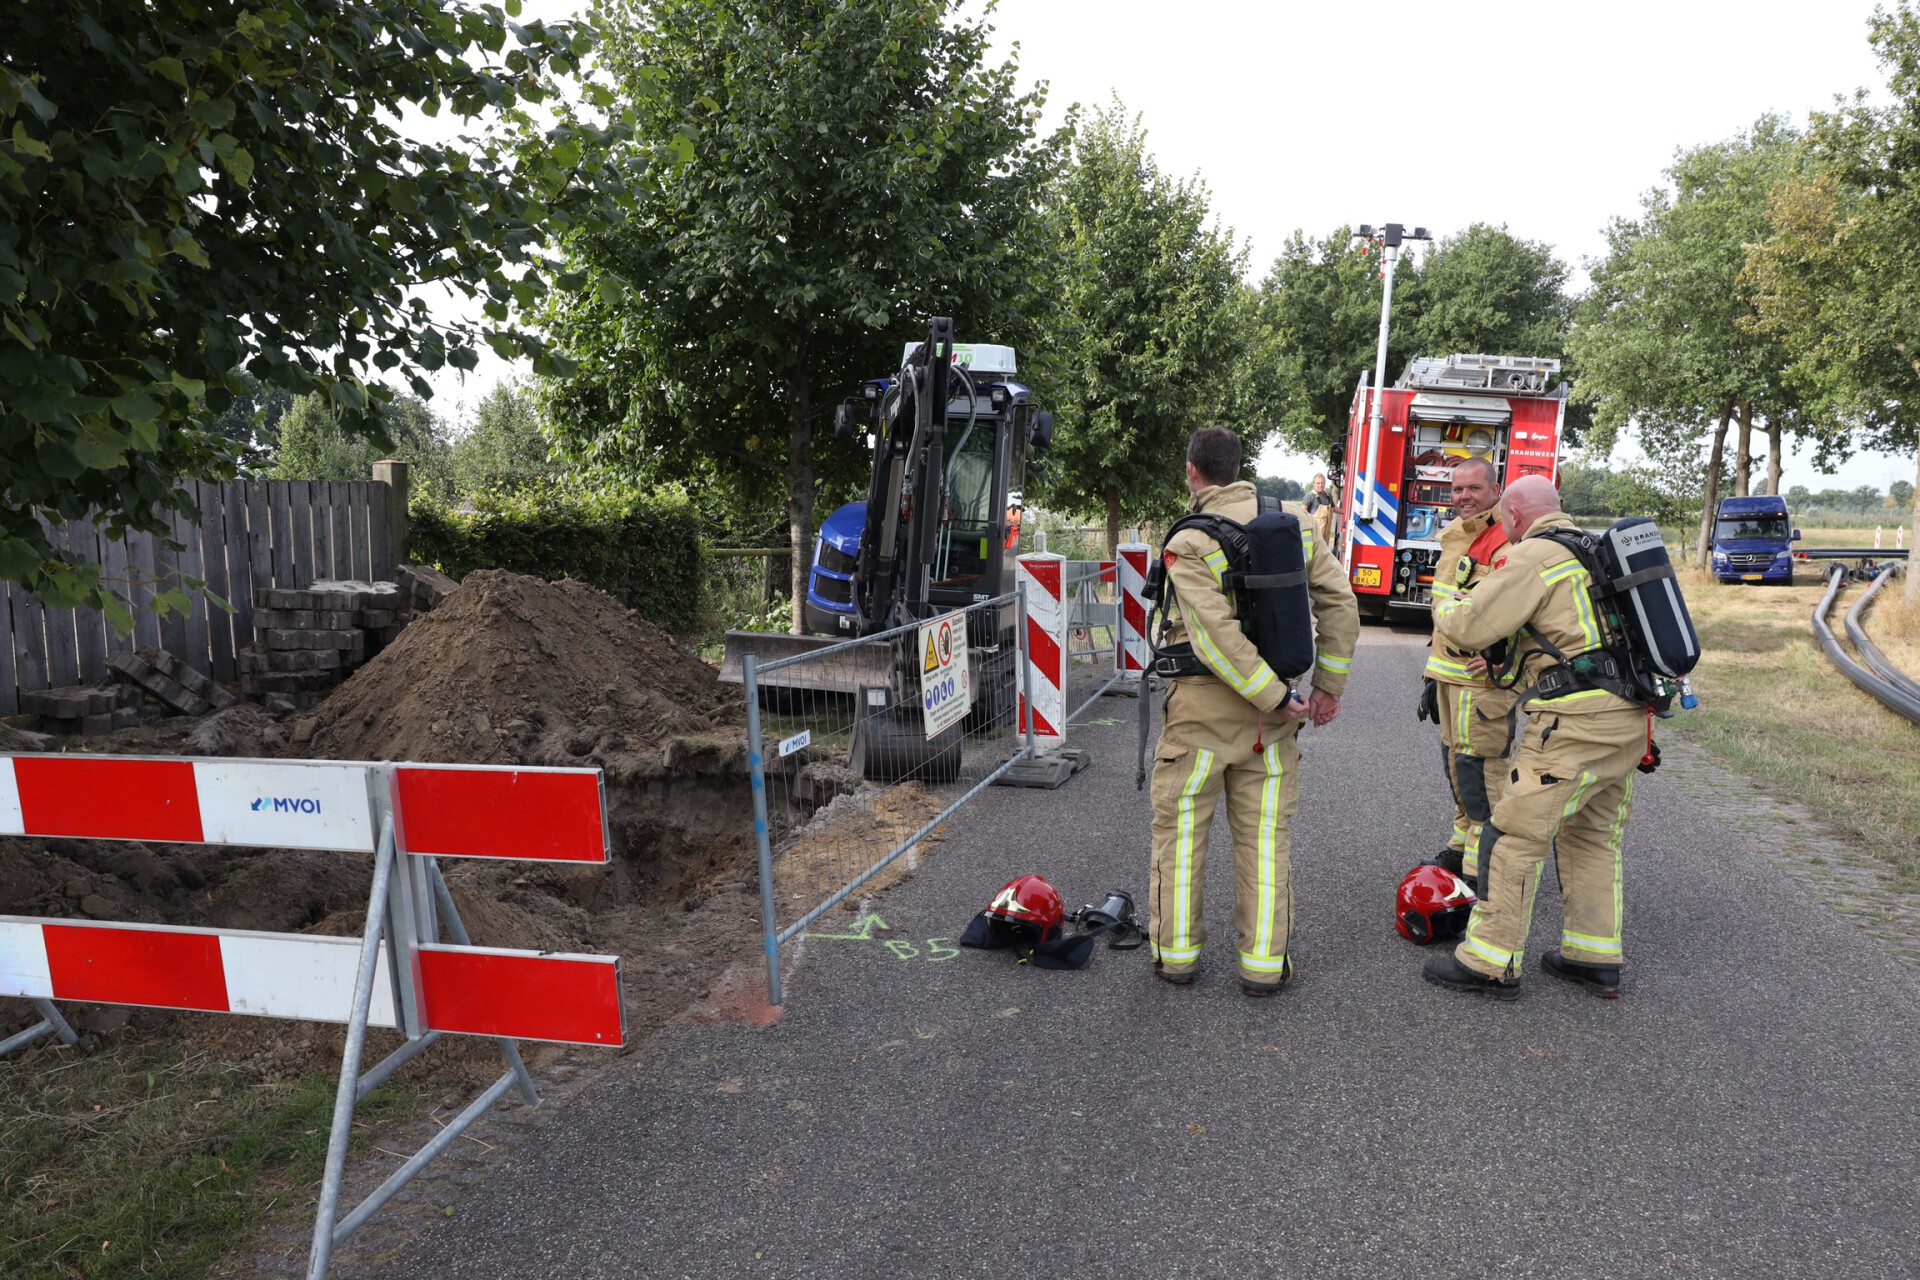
[444,0,1911,493]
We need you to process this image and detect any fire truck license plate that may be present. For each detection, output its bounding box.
[1353,566,1382,588]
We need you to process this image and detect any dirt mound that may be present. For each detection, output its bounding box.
[295,569,734,769]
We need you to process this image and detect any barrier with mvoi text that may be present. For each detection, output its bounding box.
[0,751,624,1279]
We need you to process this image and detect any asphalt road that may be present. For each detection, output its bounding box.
[382,625,1920,1279]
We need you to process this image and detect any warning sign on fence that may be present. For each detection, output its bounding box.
[917,611,971,738]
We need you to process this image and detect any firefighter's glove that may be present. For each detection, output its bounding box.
[1417,678,1440,724]
[1637,738,1662,774]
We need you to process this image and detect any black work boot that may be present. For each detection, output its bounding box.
[1542,949,1621,999]
[1422,952,1519,1001]
[1154,966,1196,987]
[1240,958,1292,998]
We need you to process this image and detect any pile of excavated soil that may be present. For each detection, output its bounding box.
[2,569,767,1077]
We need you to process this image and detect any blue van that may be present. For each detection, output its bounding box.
[1709,494,1799,584]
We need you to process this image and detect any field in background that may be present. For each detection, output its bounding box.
[1668,562,1919,891]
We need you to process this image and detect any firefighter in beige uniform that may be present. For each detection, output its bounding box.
[1149,428,1360,994]
[1422,457,1515,881]
[1423,475,1646,999]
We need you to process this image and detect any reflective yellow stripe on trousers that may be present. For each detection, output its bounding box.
[1563,773,1635,959]
[1241,741,1289,973]
[1161,749,1214,964]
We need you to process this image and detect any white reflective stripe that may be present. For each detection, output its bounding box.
[1253,742,1284,960]
[1453,687,1474,752]
[218,932,399,1026]
[1189,618,1267,698]
[1425,654,1472,679]
[0,919,53,998]
[1172,751,1215,955]
[1562,930,1623,957]
[1462,930,1513,970]
[1541,560,1602,650]
[1239,951,1291,973]
[191,760,378,852]
[1152,942,1202,964]
[1202,549,1229,586]
[0,758,21,836]
[1315,652,1351,674]
[1558,771,1598,830]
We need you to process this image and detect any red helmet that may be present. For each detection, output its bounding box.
[986,874,1065,937]
[1395,864,1477,945]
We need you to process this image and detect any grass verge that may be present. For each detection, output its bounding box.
[1,1036,420,1279]
[1668,566,1920,891]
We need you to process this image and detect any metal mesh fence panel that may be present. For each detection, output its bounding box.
[744,592,1032,1001]
[1063,559,1120,721]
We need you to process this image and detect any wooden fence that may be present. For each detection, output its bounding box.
[2,478,396,715]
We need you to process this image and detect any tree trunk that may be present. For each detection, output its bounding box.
[785,354,814,635]
[1765,417,1783,496]
[1105,485,1121,558]
[1693,399,1734,566]
[1907,436,1920,608]
[1733,400,1753,497]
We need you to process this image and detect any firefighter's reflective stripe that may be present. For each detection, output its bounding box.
[1540,559,1603,650]
[1190,615,1274,700]
[1423,651,1474,680]
[1453,819,1473,848]
[1430,580,1458,605]
[1462,862,1543,976]
[1202,548,1230,586]
[1248,743,1285,964]
[1315,651,1351,677]
[1563,775,1633,959]
[1161,749,1215,964]
[1452,687,1474,753]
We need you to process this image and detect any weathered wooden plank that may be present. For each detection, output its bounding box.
[0,584,19,715]
[225,480,257,656]
[129,523,162,651]
[367,479,392,582]
[329,481,353,579]
[11,561,50,699]
[99,523,135,662]
[176,492,210,677]
[199,480,237,681]
[69,520,110,681]
[347,480,373,581]
[154,504,191,659]
[247,482,272,601]
[40,521,82,689]
[289,479,316,587]
[269,480,296,589]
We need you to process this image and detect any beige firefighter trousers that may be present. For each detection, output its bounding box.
[1438,680,1517,876]
[1455,702,1646,980]
[1148,678,1300,987]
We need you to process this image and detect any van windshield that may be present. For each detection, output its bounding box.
[1716,515,1788,541]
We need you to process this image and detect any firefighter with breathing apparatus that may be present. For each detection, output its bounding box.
[1423,474,1681,1000]
[1417,456,1516,883]
[1140,427,1359,995]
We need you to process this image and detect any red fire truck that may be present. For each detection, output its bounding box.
[1335,352,1567,619]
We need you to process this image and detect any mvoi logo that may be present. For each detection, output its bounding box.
[250,796,323,815]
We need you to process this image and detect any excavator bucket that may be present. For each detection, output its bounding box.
[717,630,898,698]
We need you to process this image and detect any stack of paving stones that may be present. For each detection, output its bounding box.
[239,580,407,711]
[393,562,459,616]
[107,648,241,717]
[19,683,142,735]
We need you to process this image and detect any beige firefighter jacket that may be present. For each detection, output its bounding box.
[1424,510,1511,685]
[1430,510,1637,715]
[1162,480,1359,710]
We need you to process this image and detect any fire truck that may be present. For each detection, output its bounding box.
[1334,352,1567,619]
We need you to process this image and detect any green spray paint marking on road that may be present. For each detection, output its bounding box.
[809,914,960,961]
[808,912,891,941]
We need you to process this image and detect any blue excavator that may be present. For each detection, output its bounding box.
[720,317,1055,780]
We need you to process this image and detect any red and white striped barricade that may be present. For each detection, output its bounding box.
[0,752,622,1279]
[1016,550,1068,756]
[1117,534,1151,684]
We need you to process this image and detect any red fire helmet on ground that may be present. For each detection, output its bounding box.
[1395,864,1478,945]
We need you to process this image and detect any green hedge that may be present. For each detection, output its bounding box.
[409,481,705,633]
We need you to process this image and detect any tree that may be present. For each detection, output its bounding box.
[1,0,641,613]
[1252,227,1412,466]
[1744,3,1920,601]
[1569,116,1810,564]
[272,394,451,497]
[1035,104,1249,551]
[446,381,559,496]
[1255,476,1305,505]
[1893,479,1917,509]
[540,0,1062,623]
[1787,483,1813,506]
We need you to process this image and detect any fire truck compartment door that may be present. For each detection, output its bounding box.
[1408,393,1512,427]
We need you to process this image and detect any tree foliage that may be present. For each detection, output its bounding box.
[446,381,559,495]
[271,393,451,496]
[1035,104,1248,548]
[0,0,640,610]
[541,0,1063,613]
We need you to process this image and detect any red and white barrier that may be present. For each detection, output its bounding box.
[0,749,624,1276]
[1016,551,1068,756]
[1117,535,1150,681]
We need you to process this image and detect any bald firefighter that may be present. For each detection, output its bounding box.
[1423,475,1649,999]
[1147,427,1360,995]
[1419,457,1516,882]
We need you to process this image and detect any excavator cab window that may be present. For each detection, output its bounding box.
[934,416,997,589]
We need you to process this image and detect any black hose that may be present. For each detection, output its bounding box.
[1814,564,1920,726]
[1843,566,1920,704]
